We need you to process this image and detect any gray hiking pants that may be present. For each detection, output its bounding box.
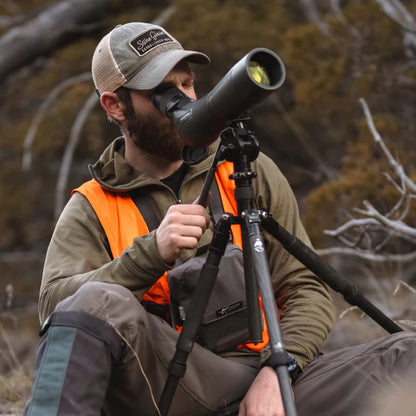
[26,281,416,415]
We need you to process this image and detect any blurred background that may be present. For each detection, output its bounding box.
[0,0,415,413]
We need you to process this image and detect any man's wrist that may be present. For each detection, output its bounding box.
[260,352,301,383]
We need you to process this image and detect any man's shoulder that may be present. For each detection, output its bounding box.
[254,152,283,179]
[56,191,99,228]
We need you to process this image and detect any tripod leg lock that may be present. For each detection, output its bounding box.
[168,356,188,379]
[261,351,288,369]
[261,351,300,382]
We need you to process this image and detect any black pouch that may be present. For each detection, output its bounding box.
[167,243,251,353]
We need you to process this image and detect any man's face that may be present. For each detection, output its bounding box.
[123,61,196,162]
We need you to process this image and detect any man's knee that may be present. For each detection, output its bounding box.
[55,282,144,327]
[387,331,416,372]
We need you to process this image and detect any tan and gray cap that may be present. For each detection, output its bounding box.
[92,22,210,95]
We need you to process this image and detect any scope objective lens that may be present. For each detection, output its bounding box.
[248,61,270,86]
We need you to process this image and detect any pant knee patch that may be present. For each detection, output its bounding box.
[40,310,122,360]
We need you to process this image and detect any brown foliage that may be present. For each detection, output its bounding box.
[303,114,416,247]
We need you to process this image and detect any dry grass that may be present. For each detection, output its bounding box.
[0,308,39,416]
[0,368,32,415]
[322,261,416,352]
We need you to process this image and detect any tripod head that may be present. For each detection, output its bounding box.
[197,118,260,210]
[217,118,260,166]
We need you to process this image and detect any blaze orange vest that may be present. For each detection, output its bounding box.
[73,161,269,352]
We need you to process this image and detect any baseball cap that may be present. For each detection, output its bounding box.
[92,22,210,95]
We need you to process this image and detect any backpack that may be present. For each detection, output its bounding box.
[129,180,252,353]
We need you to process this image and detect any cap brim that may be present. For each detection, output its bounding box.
[124,49,210,90]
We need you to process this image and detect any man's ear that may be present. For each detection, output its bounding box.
[100,92,125,122]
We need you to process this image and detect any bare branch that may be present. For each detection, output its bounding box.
[359,98,416,194]
[324,218,388,237]
[376,0,416,33]
[393,280,416,295]
[330,0,363,41]
[325,208,416,246]
[151,4,177,26]
[316,247,416,263]
[354,200,416,238]
[22,72,92,171]
[376,0,416,57]
[300,0,330,36]
[54,91,98,219]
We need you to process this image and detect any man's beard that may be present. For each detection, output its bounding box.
[125,109,183,162]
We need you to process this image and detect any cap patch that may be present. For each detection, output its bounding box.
[129,28,175,56]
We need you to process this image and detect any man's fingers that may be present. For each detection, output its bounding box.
[170,203,210,227]
[173,203,206,214]
[166,224,205,241]
[168,211,208,229]
[155,203,211,263]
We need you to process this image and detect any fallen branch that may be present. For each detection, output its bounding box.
[0,0,124,82]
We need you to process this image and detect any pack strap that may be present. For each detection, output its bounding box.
[129,179,225,231]
[209,179,225,225]
[129,189,162,232]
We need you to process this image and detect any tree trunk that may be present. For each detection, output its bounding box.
[0,0,129,82]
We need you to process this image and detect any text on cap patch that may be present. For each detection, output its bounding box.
[129,28,175,56]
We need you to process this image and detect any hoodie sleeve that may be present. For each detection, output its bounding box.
[38,192,172,323]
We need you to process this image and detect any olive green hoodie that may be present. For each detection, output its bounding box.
[39,137,334,369]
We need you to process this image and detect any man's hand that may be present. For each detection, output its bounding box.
[155,203,210,263]
[239,366,286,416]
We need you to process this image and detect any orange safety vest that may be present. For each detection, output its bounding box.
[73,161,270,352]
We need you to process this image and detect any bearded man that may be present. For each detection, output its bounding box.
[23,22,416,416]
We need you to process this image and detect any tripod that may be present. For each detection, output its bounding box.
[158,122,403,416]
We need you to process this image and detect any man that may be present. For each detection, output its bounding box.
[24,22,416,416]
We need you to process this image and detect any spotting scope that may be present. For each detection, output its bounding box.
[153,48,286,148]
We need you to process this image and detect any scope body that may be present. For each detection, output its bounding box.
[154,48,286,147]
